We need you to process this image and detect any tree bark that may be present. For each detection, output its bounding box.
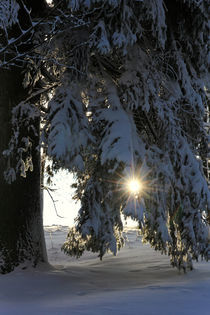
[0,68,47,274]
[0,0,48,273]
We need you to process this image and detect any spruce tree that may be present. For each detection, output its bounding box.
[1,0,209,272]
[52,0,209,270]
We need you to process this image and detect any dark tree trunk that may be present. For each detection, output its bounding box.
[0,68,47,274]
[0,0,48,274]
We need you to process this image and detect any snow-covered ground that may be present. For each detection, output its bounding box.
[0,225,209,315]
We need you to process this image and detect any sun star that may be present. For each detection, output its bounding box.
[127,179,142,195]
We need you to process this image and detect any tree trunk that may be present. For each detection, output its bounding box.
[0,68,47,274]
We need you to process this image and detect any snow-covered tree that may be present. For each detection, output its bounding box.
[0,0,89,273]
[2,0,209,272]
[59,0,210,270]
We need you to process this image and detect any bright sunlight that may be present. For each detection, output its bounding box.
[127,178,142,195]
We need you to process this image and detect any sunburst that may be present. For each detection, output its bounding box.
[127,178,143,196]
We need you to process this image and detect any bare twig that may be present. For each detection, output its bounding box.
[42,185,64,218]
[0,0,64,57]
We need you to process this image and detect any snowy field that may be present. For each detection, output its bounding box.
[0,225,209,315]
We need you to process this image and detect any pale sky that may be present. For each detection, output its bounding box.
[43,170,80,226]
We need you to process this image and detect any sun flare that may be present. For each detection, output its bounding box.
[127,179,142,195]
